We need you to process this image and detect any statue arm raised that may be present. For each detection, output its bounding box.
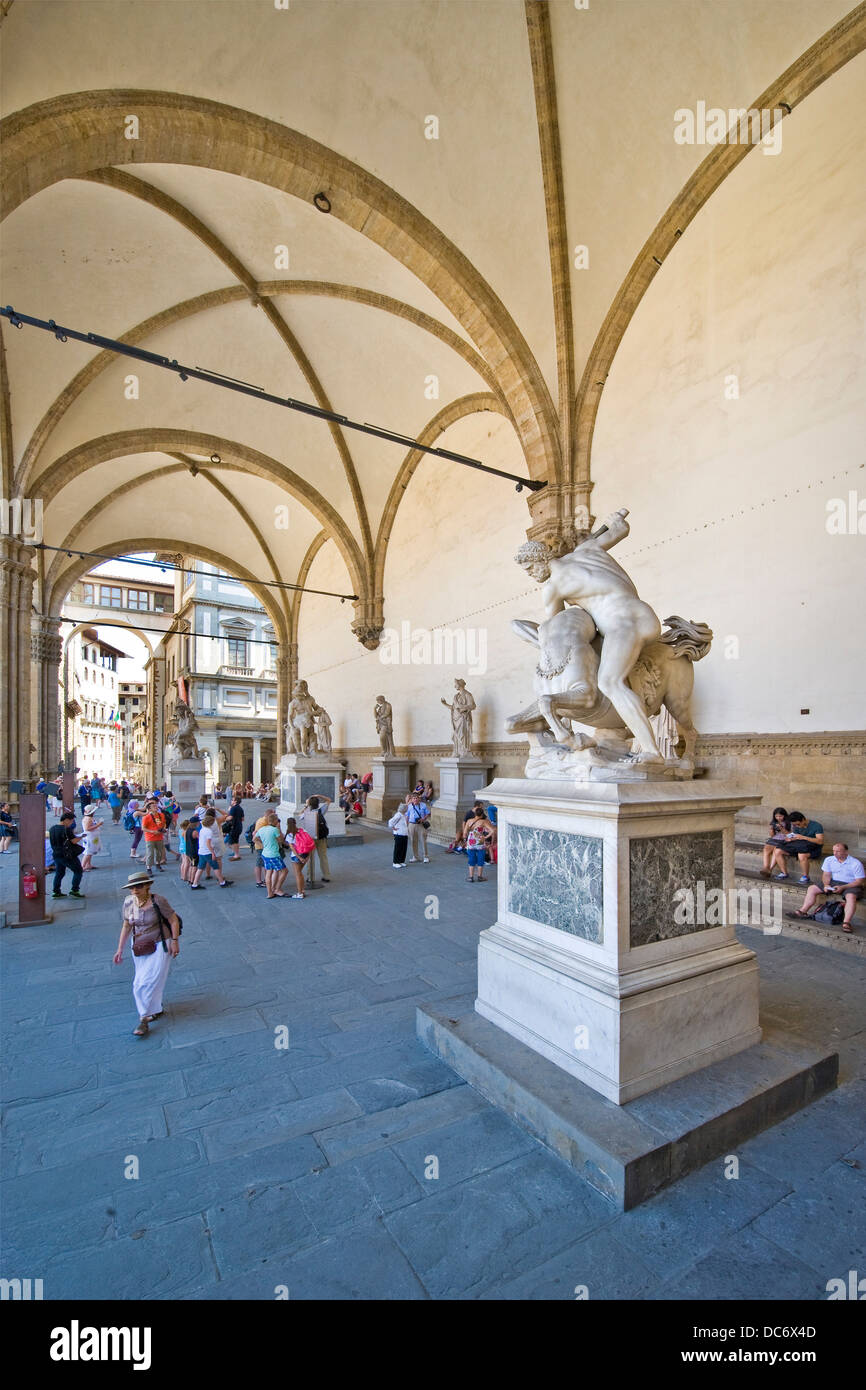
[593,508,630,551]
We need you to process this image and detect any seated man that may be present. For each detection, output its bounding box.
[772,810,824,883]
[794,842,865,932]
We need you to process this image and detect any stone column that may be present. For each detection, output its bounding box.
[252,736,262,787]
[276,653,292,762]
[0,539,35,795]
[31,615,63,777]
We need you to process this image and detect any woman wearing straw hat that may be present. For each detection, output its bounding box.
[113,869,181,1037]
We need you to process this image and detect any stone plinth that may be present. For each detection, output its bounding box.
[275,755,344,837]
[364,757,415,823]
[167,757,206,803]
[429,756,494,841]
[473,777,763,1104]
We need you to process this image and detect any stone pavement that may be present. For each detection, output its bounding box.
[1,807,864,1300]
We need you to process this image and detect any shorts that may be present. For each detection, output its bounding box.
[228,827,242,844]
[825,880,862,898]
[467,848,486,867]
[197,853,218,868]
[262,856,283,871]
[782,841,822,858]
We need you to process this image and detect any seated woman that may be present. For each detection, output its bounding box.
[760,807,790,877]
[423,781,434,805]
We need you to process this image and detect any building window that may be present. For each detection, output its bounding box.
[100,585,122,608]
[153,592,173,612]
[269,643,278,667]
[82,583,95,604]
[227,637,247,666]
[126,589,150,611]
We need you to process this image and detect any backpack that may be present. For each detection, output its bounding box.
[293,827,315,856]
[153,896,183,948]
[317,809,329,840]
[814,899,845,925]
[123,811,136,832]
[244,824,255,848]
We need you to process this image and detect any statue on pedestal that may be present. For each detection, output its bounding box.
[507,508,712,778]
[441,679,476,757]
[313,703,333,755]
[374,695,395,757]
[167,699,201,762]
[286,680,317,757]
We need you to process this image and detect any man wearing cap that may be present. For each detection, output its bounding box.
[114,869,181,1036]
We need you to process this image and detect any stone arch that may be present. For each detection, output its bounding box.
[1,88,561,485]
[31,428,368,608]
[571,4,866,487]
[62,618,154,660]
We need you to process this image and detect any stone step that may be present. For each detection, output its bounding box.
[734,862,865,917]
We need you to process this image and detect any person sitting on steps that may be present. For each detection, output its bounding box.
[794,843,865,933]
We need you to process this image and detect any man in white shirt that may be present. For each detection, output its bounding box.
[794,843,865,931]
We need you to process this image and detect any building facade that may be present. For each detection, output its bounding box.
[62,629,125,781]
[156,560,278,789]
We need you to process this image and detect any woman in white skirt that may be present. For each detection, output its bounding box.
[113,870,180,1036]
[80,804,104,872]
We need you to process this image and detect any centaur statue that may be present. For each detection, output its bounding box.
[508,508,712,777]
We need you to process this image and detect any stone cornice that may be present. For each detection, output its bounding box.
[696,732,866,757]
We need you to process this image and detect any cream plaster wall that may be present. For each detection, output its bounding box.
[298,411,540,752]
[590,54,866,735]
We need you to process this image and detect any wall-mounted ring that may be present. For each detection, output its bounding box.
[210,453,221,464]
[313,192,332,213]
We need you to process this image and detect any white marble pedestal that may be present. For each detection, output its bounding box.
[475,777,763,1104]
[275,755,344,838]
[429,756,494,841]
[167,757,206,803]
[364,757,415,823]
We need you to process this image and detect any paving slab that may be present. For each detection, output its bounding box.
[2,822,865,1300]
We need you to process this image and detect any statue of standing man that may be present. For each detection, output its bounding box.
[442,679,476,757]
[374,695,395,757]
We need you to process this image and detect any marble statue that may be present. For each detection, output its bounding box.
[508,508,712,778]
[167,698,201,761]
[286,679,318,757]
[441,678,476,757]
[313,703,333,755]
[374,695,395,757]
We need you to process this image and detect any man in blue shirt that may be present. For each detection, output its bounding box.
[772,811,824,884]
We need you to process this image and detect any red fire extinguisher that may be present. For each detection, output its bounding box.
[21,864,39,900]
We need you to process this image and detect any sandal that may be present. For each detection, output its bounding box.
[133,1018,149,1037]
[842,924,853,933]
[793,909,813,919]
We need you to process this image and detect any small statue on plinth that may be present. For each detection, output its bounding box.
[167,699,201,762]
[374,695,395,757]
[313,703,333,755]
[441,679,476,757]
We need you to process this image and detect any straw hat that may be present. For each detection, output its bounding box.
[124,869,154,889]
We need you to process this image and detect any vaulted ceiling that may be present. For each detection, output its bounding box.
[1,0,863,649]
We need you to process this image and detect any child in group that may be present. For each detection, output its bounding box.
[178,819,192,882]
[282,817,309,898]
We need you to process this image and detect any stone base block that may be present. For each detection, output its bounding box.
[417,998,838,1210]
[477,924,762,1103]
[168,759,206,802]
[366,757,415,823]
